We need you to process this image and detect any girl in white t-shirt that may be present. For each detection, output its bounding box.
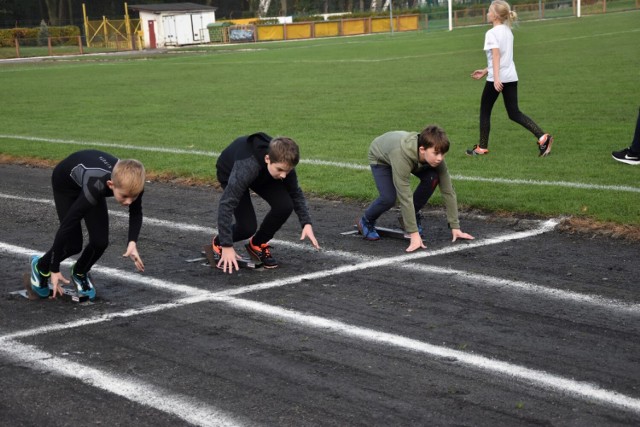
[467,0,553,157]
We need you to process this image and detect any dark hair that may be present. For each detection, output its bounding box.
[268,136,300,166]
[417,125,450,154]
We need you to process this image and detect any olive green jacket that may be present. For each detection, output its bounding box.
[367,131,460,233]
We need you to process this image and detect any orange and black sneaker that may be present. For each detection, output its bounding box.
[245,237,277,269]
[212,236,223,257]
[538,134,553,157]
[466,145,489,156]
[210,235,224,269]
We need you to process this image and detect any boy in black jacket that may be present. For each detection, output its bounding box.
[213,133,319,273]
[30,150,146,300]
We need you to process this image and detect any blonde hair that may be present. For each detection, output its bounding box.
[491,0,518,28]
[111,159,145,195]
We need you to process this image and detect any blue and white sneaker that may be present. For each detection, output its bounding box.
[357,216,380,241]
[71,264,96,301]
[30,255,51,298]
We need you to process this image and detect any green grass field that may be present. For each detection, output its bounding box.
[1,11,639,225]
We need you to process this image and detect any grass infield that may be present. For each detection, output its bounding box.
[0,11,639,226]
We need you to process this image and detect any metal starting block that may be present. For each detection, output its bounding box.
[341,224,411,240]
[186,244,263,269]
[11,273,90,303]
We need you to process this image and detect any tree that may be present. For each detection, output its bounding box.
[43,0,59,25]
[259,0,271,16]
[38,19,49,45]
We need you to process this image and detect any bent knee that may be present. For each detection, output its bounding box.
[271,201,294,217]
[89,239,109,252]
[64,243,83,256]
[378,196,396,210]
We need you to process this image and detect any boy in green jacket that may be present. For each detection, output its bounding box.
[357,125,474,252]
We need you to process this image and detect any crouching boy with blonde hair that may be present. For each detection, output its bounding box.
[30,150,146,300]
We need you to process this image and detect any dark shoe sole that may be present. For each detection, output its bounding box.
[356,218,380,241]
[466,149,488,156]
[245,244,278,268]
[539,135,553,157]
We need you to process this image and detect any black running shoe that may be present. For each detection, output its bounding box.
[538,134,553,157]
[245,238,278,268]
[612,147,640,165]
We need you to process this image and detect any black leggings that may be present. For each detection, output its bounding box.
[223,181,294,246]
[479,81,545,149]
[38,190,109,275]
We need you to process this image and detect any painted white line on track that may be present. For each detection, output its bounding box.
[222,296,640,415]
[0,340,244,427]
[3,220,640,415]
[2,135,640,193]
[401,264,640,316]
[3,219,559,305]
[1,221,559,340]
[3,193,638,314]
[0,192,371,260]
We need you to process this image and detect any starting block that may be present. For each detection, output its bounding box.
[11,273,90,303]
[342,224,411,240]
[186,244,263,270]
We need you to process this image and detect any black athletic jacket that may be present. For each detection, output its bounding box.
[49,150,143,271]
[215,132,312,247]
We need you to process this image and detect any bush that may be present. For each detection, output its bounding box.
[0,25,81,47]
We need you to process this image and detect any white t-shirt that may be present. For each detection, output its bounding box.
[484,24,518,83]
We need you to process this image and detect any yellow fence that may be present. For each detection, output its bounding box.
[314,21,341,38]
[82,2,141,50]
[84,17,141,49]
[239,14,420,44]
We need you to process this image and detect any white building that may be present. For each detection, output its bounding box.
[129,3,217,48]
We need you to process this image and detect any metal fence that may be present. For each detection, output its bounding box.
[0,0,637,59]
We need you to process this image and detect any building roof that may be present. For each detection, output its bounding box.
[128,3,217,13]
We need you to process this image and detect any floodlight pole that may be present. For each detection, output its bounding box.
[82,3,91,47]
[539,0,542,19]
[577,0,581,17]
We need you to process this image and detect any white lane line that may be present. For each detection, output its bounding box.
[0,135,222,157]
[1,222,557,341]
[1,292,210,342]
[4,192,639,315]
[223,296,640,415]
[401,264,640,316]
[2,135,640,193]
[0,192,372,260]
[0,340,244,427]
[450,174,640,193]
[3,221,640,415]
[3,194,638,314]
